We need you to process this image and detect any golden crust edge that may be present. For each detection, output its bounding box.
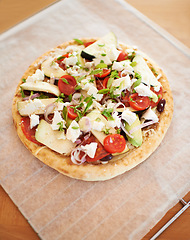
[12,38,174,181]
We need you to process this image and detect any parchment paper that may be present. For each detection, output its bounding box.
[0,0,190,239]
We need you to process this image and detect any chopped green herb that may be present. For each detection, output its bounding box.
[116,128,121,134]
[121,91,125,97]
[135,72,141,79]
[79,94,84,102]
[37,93,49,99]
[128,51,136,60]
[129,96,135,102]
[95,117,101,122]
[110,70,120,79]
[97,88,110,94]
[20,87,25,98]
[151,67,158,76]
[57,121,64,131]
[73,38,84,45]
[101,53,106,56]
[72,126,79,130]
[77,76,86,83]
[98,44,105,47]
[102,108,114,120]
[84,68,89,72]
[56,93,65,103]
[95,63,107,69]
[75,85,82,91]
[90,69,103,75]
[62,78,69,84]
[103,128,110,135]
[22,78,26,83]
[89,78,95,83]
[158,94,161,99]
[68,94,72,101]
[130,61,137,67]
[133,77,141,88]
[57,55,66,61]
[107,77,113,88]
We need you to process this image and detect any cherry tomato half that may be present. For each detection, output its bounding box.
[150,87,163,108]
[20,117,42,145]
[58,75,77,96]
[103,134,126,153]
[129,93,150,111]
[83,41,96,48]
[67,106,78,120]
[117,51,128,62]
[95,69,111,78]
[103,77,109,88]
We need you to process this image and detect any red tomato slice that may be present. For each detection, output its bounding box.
[67,106,78,120]
[103,77,109,88]
[150,87,163,108]
[20,117,42,145]
[83,41,96,47]
[129,93,150,111]
[95,69,111,78]
[117,51,128,62]
[80,135,110,162]
[121,90,130,107]
[103,134,126,153]
[58,75,77,96]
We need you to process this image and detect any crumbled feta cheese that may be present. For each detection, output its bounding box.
[63,56,78,66]
[66,120,81,143]
[26,69,44,82]
[87,86,103,101]
[141,107,159,122]
[107,112,121,128]
[23,99,45,115]
[134,83,153,97]
[121,109,137,126]
[112,75,132,95]
[81,142,98,158]
[84,61,94,69]
[112,60,133,73]
[92,120,105,131]
[51,111,66,131]
[29,114,39,129]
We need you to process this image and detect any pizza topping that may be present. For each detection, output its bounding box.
[29,114,40,129]
[141,107,159,123]
[103,134,126,153]
[17,32,166,164]
[66,120,81,143]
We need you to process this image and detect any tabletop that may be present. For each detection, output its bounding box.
[0,0,190,239]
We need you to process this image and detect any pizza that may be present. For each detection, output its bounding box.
[12,32,173,181]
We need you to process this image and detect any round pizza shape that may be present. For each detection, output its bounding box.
[12,32,173,181]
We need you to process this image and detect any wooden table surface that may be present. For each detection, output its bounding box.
[0,0,190,239]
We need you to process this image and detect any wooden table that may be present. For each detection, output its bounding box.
[0,0,190,239]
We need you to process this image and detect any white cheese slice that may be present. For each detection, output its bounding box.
[51,111,66,131]
[112,60,133,73]
[29,114,39,129]
[141,107,159,122]
[133,55,161,90]
[87,86,103,101]
[121,109,137,126]
[81,142,98,158]
[66,120,81,143]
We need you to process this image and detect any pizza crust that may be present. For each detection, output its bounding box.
[12,38,173,181]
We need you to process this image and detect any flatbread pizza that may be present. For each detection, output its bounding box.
[12,32,173,181]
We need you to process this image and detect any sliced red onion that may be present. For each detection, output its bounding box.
[44,103,56,124]
[71,147,87,165]
[84,131,91,140]
[129,120,157,134]
[75,139,82,145]
[120,122,134,139]
[23,93,40,101]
